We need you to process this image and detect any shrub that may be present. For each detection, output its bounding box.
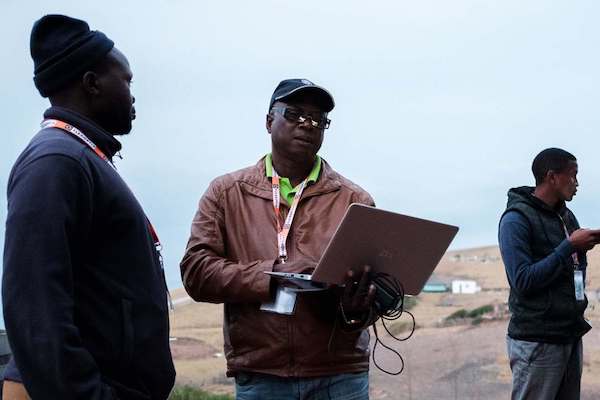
[403,296,417,311]
[467,304,494,318]
[444,304,495,325]
[446,309,468,320]
[169,386,233,400]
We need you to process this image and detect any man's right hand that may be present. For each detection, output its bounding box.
[273,260,317,275]
[568,228,600,251]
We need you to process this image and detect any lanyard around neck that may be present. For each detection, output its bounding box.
[42,118,173,309]
[271,170,308,263]
[41,118,162,249]
[558,214,580,269]
[41,119,115,168]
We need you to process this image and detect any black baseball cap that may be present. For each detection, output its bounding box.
[269,79,335,112]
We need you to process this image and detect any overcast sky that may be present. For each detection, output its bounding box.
[1,0,600,294]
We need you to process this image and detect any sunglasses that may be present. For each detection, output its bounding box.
[271,106,331,130]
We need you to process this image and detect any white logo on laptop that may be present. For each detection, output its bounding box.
[378,249,393,259]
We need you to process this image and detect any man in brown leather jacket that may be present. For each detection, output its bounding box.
[181,79,376,400]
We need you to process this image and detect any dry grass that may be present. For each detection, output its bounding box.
[169,301,228,393]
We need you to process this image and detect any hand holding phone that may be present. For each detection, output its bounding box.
[569,228,600,251]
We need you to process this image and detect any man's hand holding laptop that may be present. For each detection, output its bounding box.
[271,260,376,326]
[339,265,377,327]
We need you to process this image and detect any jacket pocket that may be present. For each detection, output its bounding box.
[121,298,135,366]
[333,330,367,355]
[547,278,576,319]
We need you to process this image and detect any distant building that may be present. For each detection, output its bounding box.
[452,280,481,294]
[449,253,500,263]
[423,282,449,293]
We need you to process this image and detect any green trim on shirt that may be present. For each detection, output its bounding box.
[265,153,322,205]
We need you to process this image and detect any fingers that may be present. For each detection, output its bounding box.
[361,284,376,310]
[342,265,376,314]
[352,265,372,309]
[343,269,355,303]
[302,262,317,274]
[588,230,600,242]
[582,230,599,249]
[570,229,600,251]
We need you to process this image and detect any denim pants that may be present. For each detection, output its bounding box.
[235,371,369,400]
[507,336,583,400]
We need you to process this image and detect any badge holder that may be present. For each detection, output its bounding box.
[574,270,585,301]
[260,286,298,315]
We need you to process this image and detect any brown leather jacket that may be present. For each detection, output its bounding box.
[180,158,375,377]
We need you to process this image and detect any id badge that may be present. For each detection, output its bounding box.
[260,286,297,315]
[574,270,585,301]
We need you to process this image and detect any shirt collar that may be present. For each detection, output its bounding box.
[265,153,322,184]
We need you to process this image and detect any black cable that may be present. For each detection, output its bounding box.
[370,272,416,375]
[324,271,416,397]
[372,322,405,375]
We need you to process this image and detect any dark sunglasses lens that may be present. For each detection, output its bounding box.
[281,108,330,129]
[283,108,302,122]
[312,116,329,129]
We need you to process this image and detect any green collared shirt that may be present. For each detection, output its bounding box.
[265,153,322,205]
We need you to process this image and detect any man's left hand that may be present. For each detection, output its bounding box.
[340,265,376,324]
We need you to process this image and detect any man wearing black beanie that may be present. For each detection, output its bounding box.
[2,15,175,399]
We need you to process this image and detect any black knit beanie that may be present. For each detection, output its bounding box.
[30,15,114,97]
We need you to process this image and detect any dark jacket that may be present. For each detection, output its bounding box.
[499,186,591,343]
[2,107,175,399]
[180,159,375,377]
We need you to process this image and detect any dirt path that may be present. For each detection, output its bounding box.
[368,320,600,400]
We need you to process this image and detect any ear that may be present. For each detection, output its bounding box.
[266,113,273,134]
[546,170,557,185]
[81,71,100,96]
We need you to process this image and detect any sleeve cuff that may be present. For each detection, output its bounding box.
[556,239,576,262]
[3,357,23,383]
[253,259,277,302]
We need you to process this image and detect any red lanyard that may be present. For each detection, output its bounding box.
[41,119,163,251]
[271,170,308,263]
[42,119,174,308]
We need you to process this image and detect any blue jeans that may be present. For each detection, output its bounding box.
[507,336,583,400]
[235,371,369,400]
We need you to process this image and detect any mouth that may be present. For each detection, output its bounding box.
[294,136,315,145]
[131,108,136,120]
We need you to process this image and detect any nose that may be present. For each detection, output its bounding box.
[132,96,136,104]
[298,116,318,129]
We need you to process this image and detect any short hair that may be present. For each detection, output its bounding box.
[531,148,577,185]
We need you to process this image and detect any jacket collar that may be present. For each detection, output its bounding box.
[43,106,122,159]
[507,186,569,217]
[241,157,342,202]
